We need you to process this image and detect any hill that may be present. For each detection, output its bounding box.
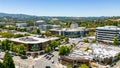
[0,13,36,18]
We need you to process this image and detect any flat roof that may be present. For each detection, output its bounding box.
[50,27,87,32]
[69,43,120,61]
[96,26,120,30]
[9,35,59,44]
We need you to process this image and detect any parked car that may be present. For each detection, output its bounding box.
[48,57,51,60]
[46,66,51,68]
[51,54,54,57]
[55,47,59,51]
[52,60,54,63]
[20,55,28,59]
[44,54,47,57]
[46,55,49,59]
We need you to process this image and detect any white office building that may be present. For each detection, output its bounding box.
[96,26,120,43]
[16,23,27,27]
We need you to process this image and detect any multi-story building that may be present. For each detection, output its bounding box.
[34,20,46,26]
[16,23,28,27]
[39,24,61,31]
[50,23,88,38]
[96,26,120,43]
[9,35,59,55]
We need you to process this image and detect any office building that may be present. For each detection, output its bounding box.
[9,35,59,55]
[39,24,61,31]
[50,23,88,38]
[16,23,28,27]
[96,26,120,43]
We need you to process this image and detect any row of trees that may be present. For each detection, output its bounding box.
[83,38,96,43]
[0,40,25,55]
[0,52,15,68]
[0,32,30,38]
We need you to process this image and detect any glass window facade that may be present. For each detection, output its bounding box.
[29,44,42,51]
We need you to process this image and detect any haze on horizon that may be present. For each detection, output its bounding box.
[0,0,120,17]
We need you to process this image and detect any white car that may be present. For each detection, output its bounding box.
[51,60,54,63]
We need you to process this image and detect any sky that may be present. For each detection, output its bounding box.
[0,0,120,17]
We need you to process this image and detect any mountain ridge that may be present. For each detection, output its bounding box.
[0,13,36,18]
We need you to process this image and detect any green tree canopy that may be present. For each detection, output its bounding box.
[92,39,96,43]
[50,40,60,49]
[17,44,25,55]
[3,51,15,68]
[112,36,119,45]
[1,39,10,50]
[84,38,89,43]
[45,46,51,53]
[0,61,5,68]
[9,42,14,51]
[59,46,70,56]
[37,28,41,34]
[44,30,52,36]
[78,64,89,68]
[64,37,69,43]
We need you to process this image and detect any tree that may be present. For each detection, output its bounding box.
[17,44,25,55]
[112,36,119,46]
[37,28,41,34]
[13,46,17,52]
[45,46,51,53]
[3,51,15,68]
[59,46,70,55]
[44,30,52,36]
[13,34,24,38]
[0,61,5,68]
[1,39,10,50]
[30,30,37,34]
[78,64,89,68]
[67,65,71,68]
[56,40,61,47]
[9,42,14,51]
[64,37,69,43]
[92,39,96,43]
[84,38,89,43]
[50,40,61,49]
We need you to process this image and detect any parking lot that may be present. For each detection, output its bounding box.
[34,51,66,68]
[110,60,120,68]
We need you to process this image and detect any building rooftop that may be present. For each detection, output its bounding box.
[50,27,87,32]
[69,43,120,61]
[96,26,120,30]
[36,20,45,23]
[9,35,59,44]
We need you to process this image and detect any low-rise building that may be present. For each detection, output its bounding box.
[60,43,120,67]
[39,24,61,31]
[50,27,87,38]
[16,23,28,27]
[50,22,88,38]
[9,35,59,55]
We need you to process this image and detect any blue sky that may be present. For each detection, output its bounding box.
[0,0,120,17]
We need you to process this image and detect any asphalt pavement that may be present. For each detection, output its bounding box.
[34,51,66,68]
